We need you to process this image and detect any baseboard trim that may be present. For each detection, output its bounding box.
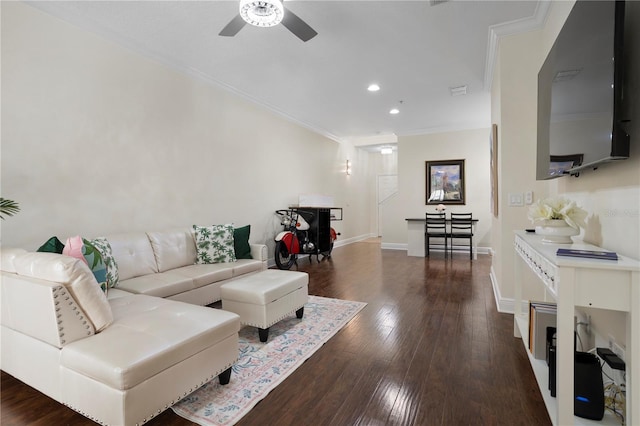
[475,246,491,256]
[334,233,377,248]
[268,234,377,267]
[490,265,515,314]
[381,242,407,251]
[384,244,493,255]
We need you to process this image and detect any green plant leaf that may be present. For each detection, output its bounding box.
[0,198,20,220]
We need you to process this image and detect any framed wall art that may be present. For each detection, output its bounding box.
[490,124,498,217]
[426,159,465,205]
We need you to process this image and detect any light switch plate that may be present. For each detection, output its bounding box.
[509,193,524,206]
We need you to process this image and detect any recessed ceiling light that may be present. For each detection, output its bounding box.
[367,84,380,92]
[389,108,400,115]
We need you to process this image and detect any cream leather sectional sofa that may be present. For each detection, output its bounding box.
[0,227,268,426]
[108,228,268,304]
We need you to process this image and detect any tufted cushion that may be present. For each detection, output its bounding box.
[193,224,236,264]
[61,294,240,390]
[12,252,113,332]
[146,228,197,272]
[104,232,158,281]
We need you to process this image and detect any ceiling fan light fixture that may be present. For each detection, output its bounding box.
[240,0,284,28]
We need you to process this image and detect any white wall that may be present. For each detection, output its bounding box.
[0,2,376,253]
[491,0,639,351]
[490,29,548,309]
[490,2,574,310]
[380,128,492,249]
[490,43,504,290]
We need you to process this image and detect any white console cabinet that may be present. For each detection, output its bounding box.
[513,231,639,425]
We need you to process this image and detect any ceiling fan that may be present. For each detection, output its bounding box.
[219,0,317,42]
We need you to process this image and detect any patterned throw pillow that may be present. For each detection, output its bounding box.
[91,237,120,288]
[63,236,108,292]
[37,236,65,253]
[193,224,237,264]
[234,225,253,259]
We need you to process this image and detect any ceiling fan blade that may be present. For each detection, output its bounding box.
[281,7,317,42]
[219,14,247,37]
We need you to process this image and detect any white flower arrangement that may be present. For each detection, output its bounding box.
[435,204,446,212]
[527,197,587,230]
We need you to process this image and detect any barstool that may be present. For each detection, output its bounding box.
[449,213,474,259]
[425,212,448,258]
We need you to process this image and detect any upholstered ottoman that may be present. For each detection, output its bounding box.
[220,270,309,342]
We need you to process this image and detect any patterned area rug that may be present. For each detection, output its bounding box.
[172,295,367,426]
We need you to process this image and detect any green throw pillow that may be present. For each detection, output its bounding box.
[193,224,237,264]
[91,237,119,288]
[37,236,65,254]
[234,225,252,259]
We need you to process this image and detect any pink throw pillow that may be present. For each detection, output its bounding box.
[63,235,88,266]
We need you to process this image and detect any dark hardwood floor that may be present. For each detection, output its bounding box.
[1,240,551,426]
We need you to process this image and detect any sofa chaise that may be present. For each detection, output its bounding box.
[0,226,269,426]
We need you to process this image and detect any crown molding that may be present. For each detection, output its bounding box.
[183,67,344,144]
[398,121,491,138]
[484,0,552,92]
[28,1,544,145]
[26,2,344,145]
[348,134,398,147]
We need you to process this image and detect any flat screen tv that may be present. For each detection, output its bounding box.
[537,0,630,179]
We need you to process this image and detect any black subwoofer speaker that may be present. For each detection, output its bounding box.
[574,351,604,420]
[547,349,604,420]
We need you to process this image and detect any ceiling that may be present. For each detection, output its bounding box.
[26,0,548,148]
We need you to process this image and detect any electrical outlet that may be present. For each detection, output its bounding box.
[607,335,626,360]
[525,191,533,205]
